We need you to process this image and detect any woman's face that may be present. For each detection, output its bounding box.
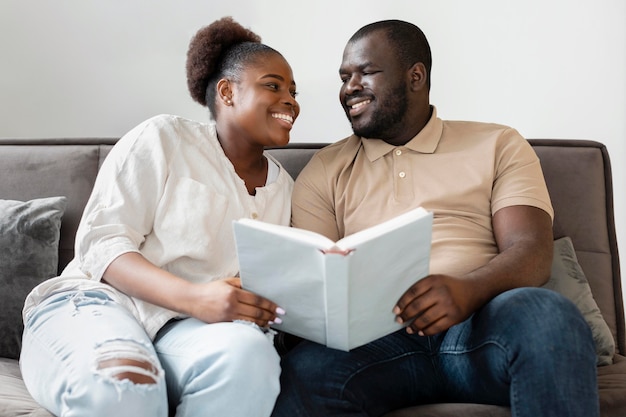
[227,52,299,148]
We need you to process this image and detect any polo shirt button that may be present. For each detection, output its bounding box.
[395,149,402,156]
[251,212,258,219]
[398,171,406,178]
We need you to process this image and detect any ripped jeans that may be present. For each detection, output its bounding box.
[20,290,281,417]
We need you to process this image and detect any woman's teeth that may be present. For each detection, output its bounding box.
[272,113,293,124]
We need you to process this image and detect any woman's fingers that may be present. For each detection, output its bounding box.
[235,289,285,327]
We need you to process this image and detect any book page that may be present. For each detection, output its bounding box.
[235,218,335,249]
[335,207,430,251]
[323,253,350,350]
[345,213,432,348]
[233,221,329,345]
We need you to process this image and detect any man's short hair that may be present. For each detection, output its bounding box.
[349,20,432,88]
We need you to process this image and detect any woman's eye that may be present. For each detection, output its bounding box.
[266,83,279,90]
[290,90,299,98]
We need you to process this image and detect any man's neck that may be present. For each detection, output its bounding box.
[381,105,433,146]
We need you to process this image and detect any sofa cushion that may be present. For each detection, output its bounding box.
[0,197,66,359]
[544,236,615,365]
[0,358,54,417]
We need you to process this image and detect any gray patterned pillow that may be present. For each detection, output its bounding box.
[0,196,67,359]
[543,236,615,366]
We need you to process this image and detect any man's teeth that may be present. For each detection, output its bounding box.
[351,100,371,109]
[272,113,293,123]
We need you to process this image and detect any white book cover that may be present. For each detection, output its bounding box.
[233,207,433,351]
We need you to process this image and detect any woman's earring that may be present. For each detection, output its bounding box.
[226,98,232,105]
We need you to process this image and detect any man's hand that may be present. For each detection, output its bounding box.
[393,205,554,336]
[393,274,478,336]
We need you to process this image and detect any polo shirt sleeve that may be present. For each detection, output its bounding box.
[491,129,554,220]
[291,152,341,242]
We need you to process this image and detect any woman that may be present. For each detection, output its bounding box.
[20,17,299,417]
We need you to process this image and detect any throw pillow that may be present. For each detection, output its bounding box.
[543,236,615,366]
[0,196,67,359]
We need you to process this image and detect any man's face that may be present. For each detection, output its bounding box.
[339,32,409,140]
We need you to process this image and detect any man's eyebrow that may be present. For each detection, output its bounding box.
[339,61,375,74]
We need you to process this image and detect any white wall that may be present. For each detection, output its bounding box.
[1,0,624,302]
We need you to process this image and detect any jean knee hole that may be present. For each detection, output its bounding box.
[94,339,162,385]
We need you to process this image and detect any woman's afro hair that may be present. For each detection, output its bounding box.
[186,16,261,106]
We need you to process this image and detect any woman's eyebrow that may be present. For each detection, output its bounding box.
[261,73,296,86]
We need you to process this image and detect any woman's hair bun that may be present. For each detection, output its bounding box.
[186,16,261,105]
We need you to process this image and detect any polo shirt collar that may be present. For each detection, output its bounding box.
[362,106,443,162]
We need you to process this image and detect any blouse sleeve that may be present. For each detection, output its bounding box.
[76,116,179,280]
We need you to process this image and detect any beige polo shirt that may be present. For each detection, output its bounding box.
[291,107,553,277]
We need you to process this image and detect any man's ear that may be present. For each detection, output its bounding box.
[217,78,233,105]
[409,62,428,91]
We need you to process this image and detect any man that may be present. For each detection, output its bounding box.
[271,20,598,417]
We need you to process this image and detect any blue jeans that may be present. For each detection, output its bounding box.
[272,288,599,417]
[20,290,281,417]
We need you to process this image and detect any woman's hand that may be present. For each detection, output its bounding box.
[186,277,284,327]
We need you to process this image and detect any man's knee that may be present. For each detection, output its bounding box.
[488,287,578,322]
[485,288,593,350]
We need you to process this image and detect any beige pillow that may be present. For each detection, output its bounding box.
[542,237,615,366]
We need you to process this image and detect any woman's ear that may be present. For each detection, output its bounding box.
[217,78,233,106]
[409,62,428,92]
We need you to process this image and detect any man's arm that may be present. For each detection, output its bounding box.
[291,153,341,240]
[394,205,553,336]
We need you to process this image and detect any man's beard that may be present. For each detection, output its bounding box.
[348,83,408,140]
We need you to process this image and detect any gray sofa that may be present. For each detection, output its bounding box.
[0,137,624,417]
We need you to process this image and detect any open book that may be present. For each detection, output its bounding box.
[232,207,433,351]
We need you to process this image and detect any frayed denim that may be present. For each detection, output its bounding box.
[272,287,599,417]
[21,290,280,417]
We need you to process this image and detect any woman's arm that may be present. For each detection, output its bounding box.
[103,252,282,327]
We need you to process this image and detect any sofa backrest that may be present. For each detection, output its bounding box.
[526,140,623,355]
[0,138,622,355]
[0,138,117,272]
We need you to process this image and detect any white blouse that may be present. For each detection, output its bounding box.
[23,114,294,338]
